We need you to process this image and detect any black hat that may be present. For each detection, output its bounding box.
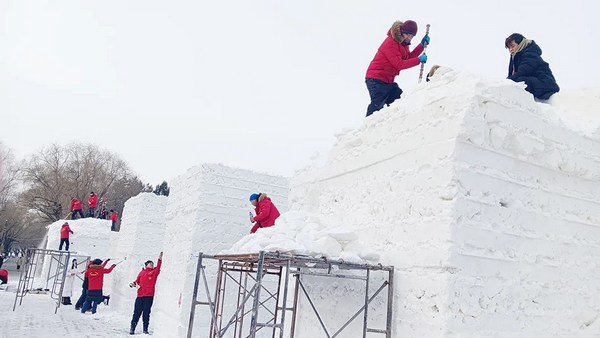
[92,258,103,265]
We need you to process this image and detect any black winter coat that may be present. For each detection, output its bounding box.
[508,41,559,100]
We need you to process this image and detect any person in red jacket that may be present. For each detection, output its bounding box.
[59,222,74,251]
[129,252,163,335]
[249,193,281,234]
[70,197,84,219]
[81,258,116,314]
[365,20,430,117]
[109,209,119,231]
[0,269,8,285]
[87,192,98,218]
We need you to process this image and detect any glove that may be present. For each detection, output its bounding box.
[421,35,430,47]
[418,54,428,63]
[129,282,137,288]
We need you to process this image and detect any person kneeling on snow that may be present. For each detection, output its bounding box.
[365,20,430,117]
[81,258,115,314]
[505,33,559,101]
[129,252,163,335]
[249,193,281,234]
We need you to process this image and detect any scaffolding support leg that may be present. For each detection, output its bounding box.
[249,251,266,337]
[187,254,203,338]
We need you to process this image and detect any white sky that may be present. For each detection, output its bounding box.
[1,0,598,184]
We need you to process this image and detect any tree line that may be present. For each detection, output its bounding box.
[0,142,169,254]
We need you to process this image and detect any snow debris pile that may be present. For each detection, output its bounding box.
[224,209,380,263]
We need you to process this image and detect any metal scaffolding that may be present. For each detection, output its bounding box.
[13,248,90,314]
[187,251,394,338]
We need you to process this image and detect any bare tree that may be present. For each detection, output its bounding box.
[0,143,20,206]
[21,143,142,222]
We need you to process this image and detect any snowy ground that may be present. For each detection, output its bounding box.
[0,260,138,338]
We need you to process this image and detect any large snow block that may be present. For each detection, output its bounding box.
[107,193,168,316]
[44,218,115,259]
[290,70,600,337]
[152,163,289,337]
[40,218,116,289]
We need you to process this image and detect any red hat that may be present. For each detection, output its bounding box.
[401,20,418,35]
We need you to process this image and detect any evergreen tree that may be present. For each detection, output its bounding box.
[153,181,170,196]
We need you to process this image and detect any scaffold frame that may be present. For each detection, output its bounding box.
[187,251,394,338]
[13,248,90,314]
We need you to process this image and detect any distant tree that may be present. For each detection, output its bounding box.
[0,144,20,206]
[21,143,140,222]
[153,181,170,196]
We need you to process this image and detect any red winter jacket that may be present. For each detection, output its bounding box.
[60,224,74,239]
[88,195,98,208]
[365,22,424,84]
[110,211,118,222]
[134,259,162,297]
[71,198,83,211]
[251,194,281,234]
[85,263,115,291]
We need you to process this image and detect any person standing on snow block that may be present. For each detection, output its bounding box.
[505,33,559,101]
[70,197,84,219]
[109,209,119,231]
[59,222,74,251]
[81,258,115,314]
[87,192,98,218]
[249,193,281,234]
[365,20,430,117]
[129,252,163,335]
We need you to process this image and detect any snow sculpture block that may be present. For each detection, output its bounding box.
[289,70,600,337]
[107,193,168,316]
[152,163,289,337]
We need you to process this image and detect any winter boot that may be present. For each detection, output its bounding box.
[104,295,110,306]
[65,297,72,305]
[130,324,136,335]
[62,297,69,305]
[143,324,149,334]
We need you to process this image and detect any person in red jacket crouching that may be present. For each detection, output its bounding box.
[81,258,116,314]
[70,197,85,219]
[129,252,162,335]
[249,193,281,234]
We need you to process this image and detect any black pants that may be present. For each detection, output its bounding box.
[71,209,84,219]
[87,207,96,218]
[75,288,87,309]
[59,238,70,251]
[131,296,154,331]
[365,78,402,116]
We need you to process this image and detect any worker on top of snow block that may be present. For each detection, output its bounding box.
[87,192,98,218]
[249,193,281,234]
[505,33,559,101]
[70,197,84,219]
[365,20,430,117]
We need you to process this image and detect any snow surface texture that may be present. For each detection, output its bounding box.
[152,163,289,338]
[233,69,600,337]
[106,193,168,317]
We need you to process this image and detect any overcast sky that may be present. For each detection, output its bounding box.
[1,0,598,184]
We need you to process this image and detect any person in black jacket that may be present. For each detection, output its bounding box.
[505,33,559,101]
